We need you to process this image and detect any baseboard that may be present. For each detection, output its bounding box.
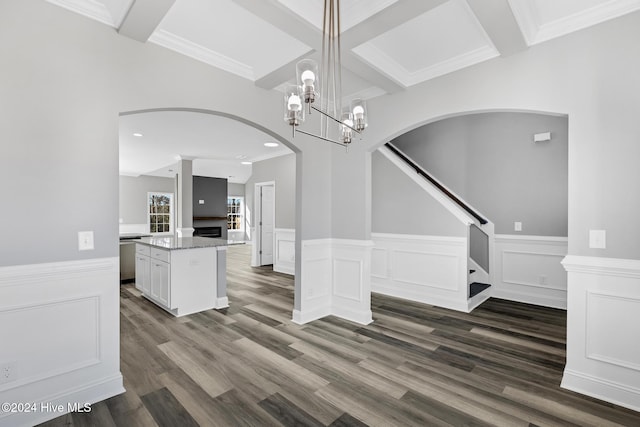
[215,297,229,309]
[492,288,567,309]
[292,306,331,325]
[562,369,640,413]
[331,305,373,325]
[371,286,469,313]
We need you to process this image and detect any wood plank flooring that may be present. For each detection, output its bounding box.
[40,244,640,426]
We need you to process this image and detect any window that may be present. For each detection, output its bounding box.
[227,197,244,231]
[148,192,173,234]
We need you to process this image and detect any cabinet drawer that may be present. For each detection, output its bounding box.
[151,248,170,263]
[136,244,150,256]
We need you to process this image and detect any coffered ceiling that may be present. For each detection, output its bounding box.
[46,0,640,181]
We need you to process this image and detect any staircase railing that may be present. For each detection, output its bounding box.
[385,143,488,225]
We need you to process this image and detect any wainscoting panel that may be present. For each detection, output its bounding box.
[294,239,332,324]
[333,259,363,301]
[586,292,640,372]
[392,250,460,291]
[294,239,373,325]
[331,240,373,325]
[371,248,388,279]
[274,228,295,275]
[494,235,568,308]
[0,257,124,427]
[371,233,468,312]
[562,255,640,413]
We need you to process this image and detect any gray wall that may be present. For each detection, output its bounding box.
[119,175,175,225]
[392,112,568,236]
[228,182,245,197]
[372,151,466,237]
[246,154,296,230]
[193,176,228,239]
[0,0,311,268]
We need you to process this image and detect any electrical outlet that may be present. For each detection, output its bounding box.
[0,362,16,384]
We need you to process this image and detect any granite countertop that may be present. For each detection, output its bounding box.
[119,232,151,240]
[137,236,228,250]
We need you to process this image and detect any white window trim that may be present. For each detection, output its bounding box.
[147,192,174,235]
[227,196,245,233]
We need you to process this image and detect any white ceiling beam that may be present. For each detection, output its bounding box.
[254,50,316,89]
[465,0,528,56]
[341,0,448,49]
[232,0,320,47]
[118,0,176,42]
[341,54,406,93]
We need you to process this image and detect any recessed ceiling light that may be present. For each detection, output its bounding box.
[241,161,252,165]
[264,142,279,147]
[133,132,143,137]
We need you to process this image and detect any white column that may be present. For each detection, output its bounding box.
[176,158,194,237]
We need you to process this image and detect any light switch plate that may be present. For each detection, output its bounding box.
[589,229,606,249]
[514,222,522,232]
[78,231,94,251]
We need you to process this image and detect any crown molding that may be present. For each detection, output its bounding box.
[46,0,115,27]
[148,29,255,81]
[354,42,498,87]
[509,0,640,46]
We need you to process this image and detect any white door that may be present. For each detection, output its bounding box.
[260,185,275,265]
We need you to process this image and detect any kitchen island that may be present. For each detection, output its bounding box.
[134,235,228,317]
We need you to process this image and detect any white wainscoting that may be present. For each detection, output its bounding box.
[493,235,568,309]
[561,255,640,412]
[294,239,332,324]
[371,233,469,312]
[331,239,373,325]
[0,258,124,427]
[293,238,373,325]
[274,228,295,275]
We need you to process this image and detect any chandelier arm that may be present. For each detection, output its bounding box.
[311,105,362,134]
[295,128,348,147]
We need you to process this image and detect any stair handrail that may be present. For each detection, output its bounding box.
[385,143,488,225]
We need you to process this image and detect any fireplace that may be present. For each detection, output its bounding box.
[193,226,222,238]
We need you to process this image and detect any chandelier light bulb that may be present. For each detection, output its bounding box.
[353,105,364,118]
[288,93,301,111]
[301,70,316,86]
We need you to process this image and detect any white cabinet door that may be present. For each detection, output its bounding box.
[151,260,170,308]
[135,254,150,293]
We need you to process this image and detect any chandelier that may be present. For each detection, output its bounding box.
[283,0,368,147]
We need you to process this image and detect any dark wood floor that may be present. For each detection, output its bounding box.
[41,244,640,426]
